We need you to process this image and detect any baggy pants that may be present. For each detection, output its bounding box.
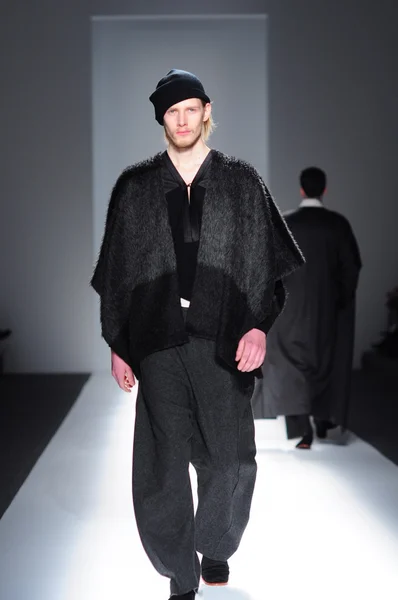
[132,335,257,596]
[285,414,312,439]
[285,415,335,440]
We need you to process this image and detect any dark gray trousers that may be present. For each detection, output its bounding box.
[132,335,257,596]
[285,414,312,439]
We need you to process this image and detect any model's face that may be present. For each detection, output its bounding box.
[163,98,211,149]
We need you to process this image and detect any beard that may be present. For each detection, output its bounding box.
[164,126,203,150]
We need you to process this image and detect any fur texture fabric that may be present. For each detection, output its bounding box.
[91,150,304,378]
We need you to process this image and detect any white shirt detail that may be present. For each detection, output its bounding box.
[299,198,324,208]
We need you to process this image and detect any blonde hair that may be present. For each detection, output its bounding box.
[202,103,216,142]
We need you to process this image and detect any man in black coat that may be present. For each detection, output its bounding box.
[91,69,304,599]
[252,167,362,449]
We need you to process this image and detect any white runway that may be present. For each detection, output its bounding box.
[1,374,398,600]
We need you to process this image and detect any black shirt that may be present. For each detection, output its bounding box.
[161,150,281,334]
[162,149,213,301]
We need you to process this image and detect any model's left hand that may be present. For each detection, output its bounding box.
[236,329,266,372]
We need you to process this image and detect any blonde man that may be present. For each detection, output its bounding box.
[92,69,304,599]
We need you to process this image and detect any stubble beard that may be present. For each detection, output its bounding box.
[165,126,203,151]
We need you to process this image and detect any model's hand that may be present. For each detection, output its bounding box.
[111,350,136,392]
[235,329,266,372]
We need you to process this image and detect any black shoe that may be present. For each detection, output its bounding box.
[201,556,229,586]
[169,592,195,600]
[296,432,313,449]
[314,419,337,440]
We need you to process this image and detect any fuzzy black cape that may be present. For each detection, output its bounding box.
[91,150,304,378]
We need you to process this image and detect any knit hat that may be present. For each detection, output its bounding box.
[149,69,211,125]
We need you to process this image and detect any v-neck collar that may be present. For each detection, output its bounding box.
[162,150,213,188]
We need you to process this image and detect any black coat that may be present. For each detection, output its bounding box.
[91,151,304,379]
[252,205,362,426]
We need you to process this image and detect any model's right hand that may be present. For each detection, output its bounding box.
[111,350,136,392]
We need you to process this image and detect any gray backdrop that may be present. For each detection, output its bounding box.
[0,0,397,372]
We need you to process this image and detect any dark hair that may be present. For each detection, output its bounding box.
[300,167,327,198]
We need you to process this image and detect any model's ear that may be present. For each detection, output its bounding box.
[300,188,306,198]
[203,102,212,122]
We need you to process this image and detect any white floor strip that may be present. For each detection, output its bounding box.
[1,374,398,600]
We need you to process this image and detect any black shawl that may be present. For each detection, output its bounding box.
[91,150,304,378]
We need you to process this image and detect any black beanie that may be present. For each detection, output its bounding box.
[149,69,211,125]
